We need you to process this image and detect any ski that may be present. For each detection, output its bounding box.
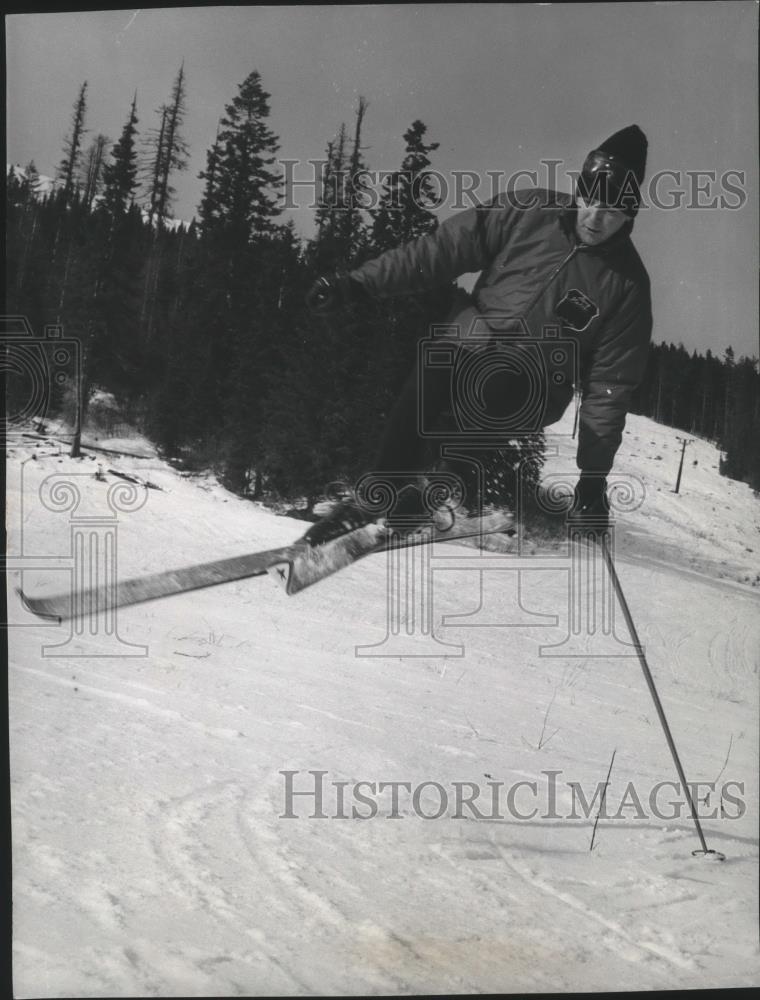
[16,509,515,619]
[269,507,515,595]
[16,543,299,622]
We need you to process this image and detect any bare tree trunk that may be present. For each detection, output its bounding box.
[70,366,87,458]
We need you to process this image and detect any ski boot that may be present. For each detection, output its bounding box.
[302,496,377,547]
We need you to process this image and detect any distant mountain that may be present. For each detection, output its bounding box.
[6,162,191,230]
[7,162,58,196]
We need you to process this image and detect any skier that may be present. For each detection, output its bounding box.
[303,125,652,546]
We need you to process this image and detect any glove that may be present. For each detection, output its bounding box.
[570,474,610,525]
[305,274,364,314]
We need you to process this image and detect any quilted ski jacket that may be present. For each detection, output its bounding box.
[349,189,652,476]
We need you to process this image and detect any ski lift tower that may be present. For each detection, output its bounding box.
[673,436,694,494]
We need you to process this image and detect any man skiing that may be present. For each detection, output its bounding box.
[303,125,652,546]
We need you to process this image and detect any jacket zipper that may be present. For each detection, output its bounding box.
[523,242,583,317]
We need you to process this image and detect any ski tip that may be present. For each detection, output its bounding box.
[267,561,294,594]
[15,587,63,623]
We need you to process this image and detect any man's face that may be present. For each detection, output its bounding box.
[575,194,629,246]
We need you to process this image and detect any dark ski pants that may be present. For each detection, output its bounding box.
[371,342,533,491]
[372,357,451,474]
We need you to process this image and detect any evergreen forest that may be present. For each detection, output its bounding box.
[6,69,759,508]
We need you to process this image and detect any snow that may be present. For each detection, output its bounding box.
[7,164,191,230]
[7,162,58,198]
[6,410,760,996]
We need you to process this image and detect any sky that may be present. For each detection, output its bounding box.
[5,3,759,359]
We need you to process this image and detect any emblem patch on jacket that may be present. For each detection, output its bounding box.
[554,289,599,332]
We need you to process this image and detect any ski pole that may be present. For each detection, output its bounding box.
[597,532,725,861]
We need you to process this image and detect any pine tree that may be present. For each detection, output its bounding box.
[174,69,289,490]
[145,104,167,225]
[144,64,189,227]
[139,65,189,344]
[6,162,42,212]
[157,62,189,224]
[719,353,760,488]
[90,202,150,401]
[310,99,372,269]
[262,112,446,504]
[668,343,692,428]
[5,165,59,328]
[197,128,222,234]
[706,348,724,440]
[311,125,349,267]
[18,160,43,203]
[373,119,440,251]
[344,96,371,258]
[206,69,282,244]
[57,81,88,200]
[80,134,110,210]
[713,345,735,443]
[314,136,337,241]
[101,95,139,221]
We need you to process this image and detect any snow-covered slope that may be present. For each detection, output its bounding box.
[6,413,760,995]
[547,408,759,587]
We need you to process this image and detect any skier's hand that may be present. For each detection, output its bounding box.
[570,474,610,526]
[305,274,364,314]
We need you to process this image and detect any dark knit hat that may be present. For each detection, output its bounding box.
[598,125,648,183]
[578,124,648,217]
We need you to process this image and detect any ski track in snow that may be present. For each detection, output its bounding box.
[494,851,695,970]
[7,415,760,995]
